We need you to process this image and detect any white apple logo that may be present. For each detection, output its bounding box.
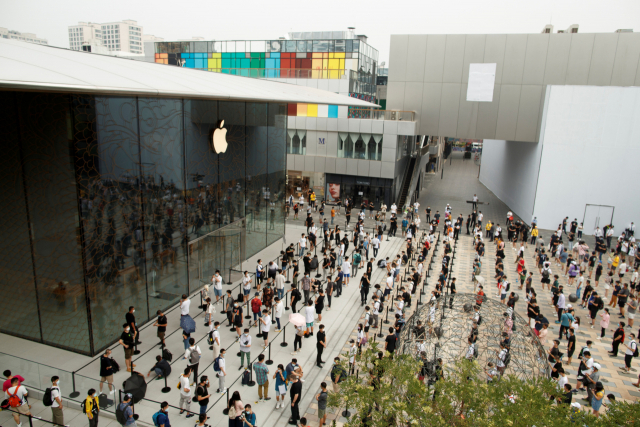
[212,120,228,153]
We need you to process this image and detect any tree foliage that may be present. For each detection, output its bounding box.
[327,343,640,426]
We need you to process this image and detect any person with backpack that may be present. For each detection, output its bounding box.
[5,377,30,427]
[117,393,136,426]
[99,348,115,395]
[213,348,227,394]
[195,376,211,415]
[495,342,509,375]
[152,402,170,427]
[45,376,63,426]
[84,388,99,427]
[185,338,201,386]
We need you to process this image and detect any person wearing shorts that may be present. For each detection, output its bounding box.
[316,383,328,426]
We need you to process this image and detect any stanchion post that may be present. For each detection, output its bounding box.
[221,294,227,314]
[266,343,274,365]
[162,375,171,393]
[285,291,290,311]
[133,341,140,355]
[383,306,390,324]
[377,318,384,338]
[69,372,80,398]
[222,389,230,415]
[228,268,232,285]
[280,325,288,347]
[247,364,256,387]
[244,300,251,319]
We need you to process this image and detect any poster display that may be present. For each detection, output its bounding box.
[467,63,497,102]
[328,183,340,202]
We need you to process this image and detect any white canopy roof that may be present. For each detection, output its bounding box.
[0,39,378,107]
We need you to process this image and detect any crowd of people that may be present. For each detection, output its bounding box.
[5,190,638,426]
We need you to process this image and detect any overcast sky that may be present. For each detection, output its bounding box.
[2,0,639,63]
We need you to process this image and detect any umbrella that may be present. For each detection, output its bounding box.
[288,313,305,327]
[474,276,485,286]
[123,372,147,404]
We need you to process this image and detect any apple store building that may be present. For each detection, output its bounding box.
[0,40,375,355]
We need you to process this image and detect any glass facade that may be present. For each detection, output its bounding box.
[325,174,393,209]
[154,38,378,81]
[0,91,286,355]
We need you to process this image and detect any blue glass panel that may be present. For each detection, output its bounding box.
[240,69,249,77]
[195,58,204,68]
[271,52,280,58]
[185,58,195,68]
[328,105,338,118]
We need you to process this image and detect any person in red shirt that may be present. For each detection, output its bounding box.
[476,286,485,306]
[2,370,25,392]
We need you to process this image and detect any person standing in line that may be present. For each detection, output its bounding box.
[598,308,610,340]
[622,333,637,373]
[155,402,170,427]
[216,349,227,394]
[180,293,191,318]
[84,388,99,427]
[609,322,625,357]
[118,393,136,427]
[49,376,63,426]
[125,306,141,345]
[275,269,286,301]
[212,269,223,303]
[239,329,252,370]
[259,309,272,348]
[253,354,271,402]
[178,367,194,417]
[289,284,302,314]
[316,325,327,368]
[2,370,25,393]
[315,382,328,427]
[288,375,302,426]
[99,348,115,395]
[153,309,168,348]
[210,321,221,359]
[304,300,315,336]
[274,297,284,332]
[273,364,288,409]
[119,323,136,372]
[185,338,201,386]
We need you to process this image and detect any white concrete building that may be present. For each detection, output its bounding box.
[68,20,143,54]
[0,28,47,45]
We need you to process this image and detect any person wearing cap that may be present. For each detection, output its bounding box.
[118,393,137,426]
[570,402,581,415]
[584,363,601,402]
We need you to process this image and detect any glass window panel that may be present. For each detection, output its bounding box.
[245,102,267,256]
[251,40,264,52]
[335,39,345,53]
[328,40,335,52]
[214,41,222,52]
[285,40,296,52]
[0,92,42,343]
[314,40,328,52]
[267,103,286,246]
[353,39,359,52]
[269,40,282,52]
[297,40,306,52]
[195,41,208,52]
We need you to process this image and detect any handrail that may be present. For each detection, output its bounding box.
[2,407,69,427]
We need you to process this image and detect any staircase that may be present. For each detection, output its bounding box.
[398,157,416,208]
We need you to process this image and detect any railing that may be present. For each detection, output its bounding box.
[203,68,349,79]
[346,109,415,121]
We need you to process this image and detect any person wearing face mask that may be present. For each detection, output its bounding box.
[212,269,223,303]
[125,306,141,345]
[239,329,252,371]
[119,323,136,372]
[154,402,170,427]
[195,376,211,415]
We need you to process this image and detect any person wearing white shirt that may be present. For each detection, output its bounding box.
[259,309,272,347]
[594,227,603,238]
[623,334,638,372]
[304,301,316,336]
[275,271,286,301]
[212,270,223,302]
[557,370,569,391]
[339,243,345,266]
[180,295,191,316]
[478,212,484,226]
[466,340,475,360]
[299,234,307,257]
[372,237,380,257]
[496,345,508,374]
[396,296,405,316]
[298,195,305,206]
[348,340,358,371]
[210,322,221,359]
[50,376,63,426]
[185,339,202,385]
[391,203,397,215]
[179,369,193,414]
[341,257,351,283]
[417,261,424,276]
[243,271,252,302]
[274,298,284,332]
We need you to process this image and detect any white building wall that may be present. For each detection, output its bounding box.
[479,139,543,224]
[532,85,640,231]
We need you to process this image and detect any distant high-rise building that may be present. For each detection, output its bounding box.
[0,28,48,45]
[68,20,143,54]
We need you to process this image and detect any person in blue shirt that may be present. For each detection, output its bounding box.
[402,218,409,237]
[156,402,170,427]
[559,308,574,340]
[242,404,256,427]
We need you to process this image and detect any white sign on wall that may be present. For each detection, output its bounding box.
[466,63,497,102]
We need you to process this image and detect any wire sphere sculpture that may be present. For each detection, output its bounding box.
[397,293,550,382]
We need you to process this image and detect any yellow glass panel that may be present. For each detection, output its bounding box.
[329,70,339,79]
[312,59,322,70]
[328,52,334,59]
[297,104,307,117]
[311,70,320,78]
[322,59,328,69]
[216,58,221,68]
[335,52,345,59]
[208,59,215,68]
[312,53,323,59]
[328,59,339,70]
[212,52,222,58]
[307,104,318,117]
[339,59,345,70]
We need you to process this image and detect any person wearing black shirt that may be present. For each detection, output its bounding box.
[316,325,327,367]
[567,328,577,364]
[286,244,295,264]
[570,219,578,234]
[196,376,211,414]
[561,383,573,404]
[402,288,411,307]
[119,324,135,372]
[610,322,625,356]
[384,327,397,358]
[414,321,426,339]
[389,216,397,237]
[345,208,351,226]
[99,349,115,394]
[125,306,141,345]
[449,278,457,309]
[469,323,478,344]
[288,375,303,425]
[305,214,313,234]
[359,273,370,305]
[527,301,540,328]
[153,310,168,347]
[147,355,171,379]
[289,285,301,314]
